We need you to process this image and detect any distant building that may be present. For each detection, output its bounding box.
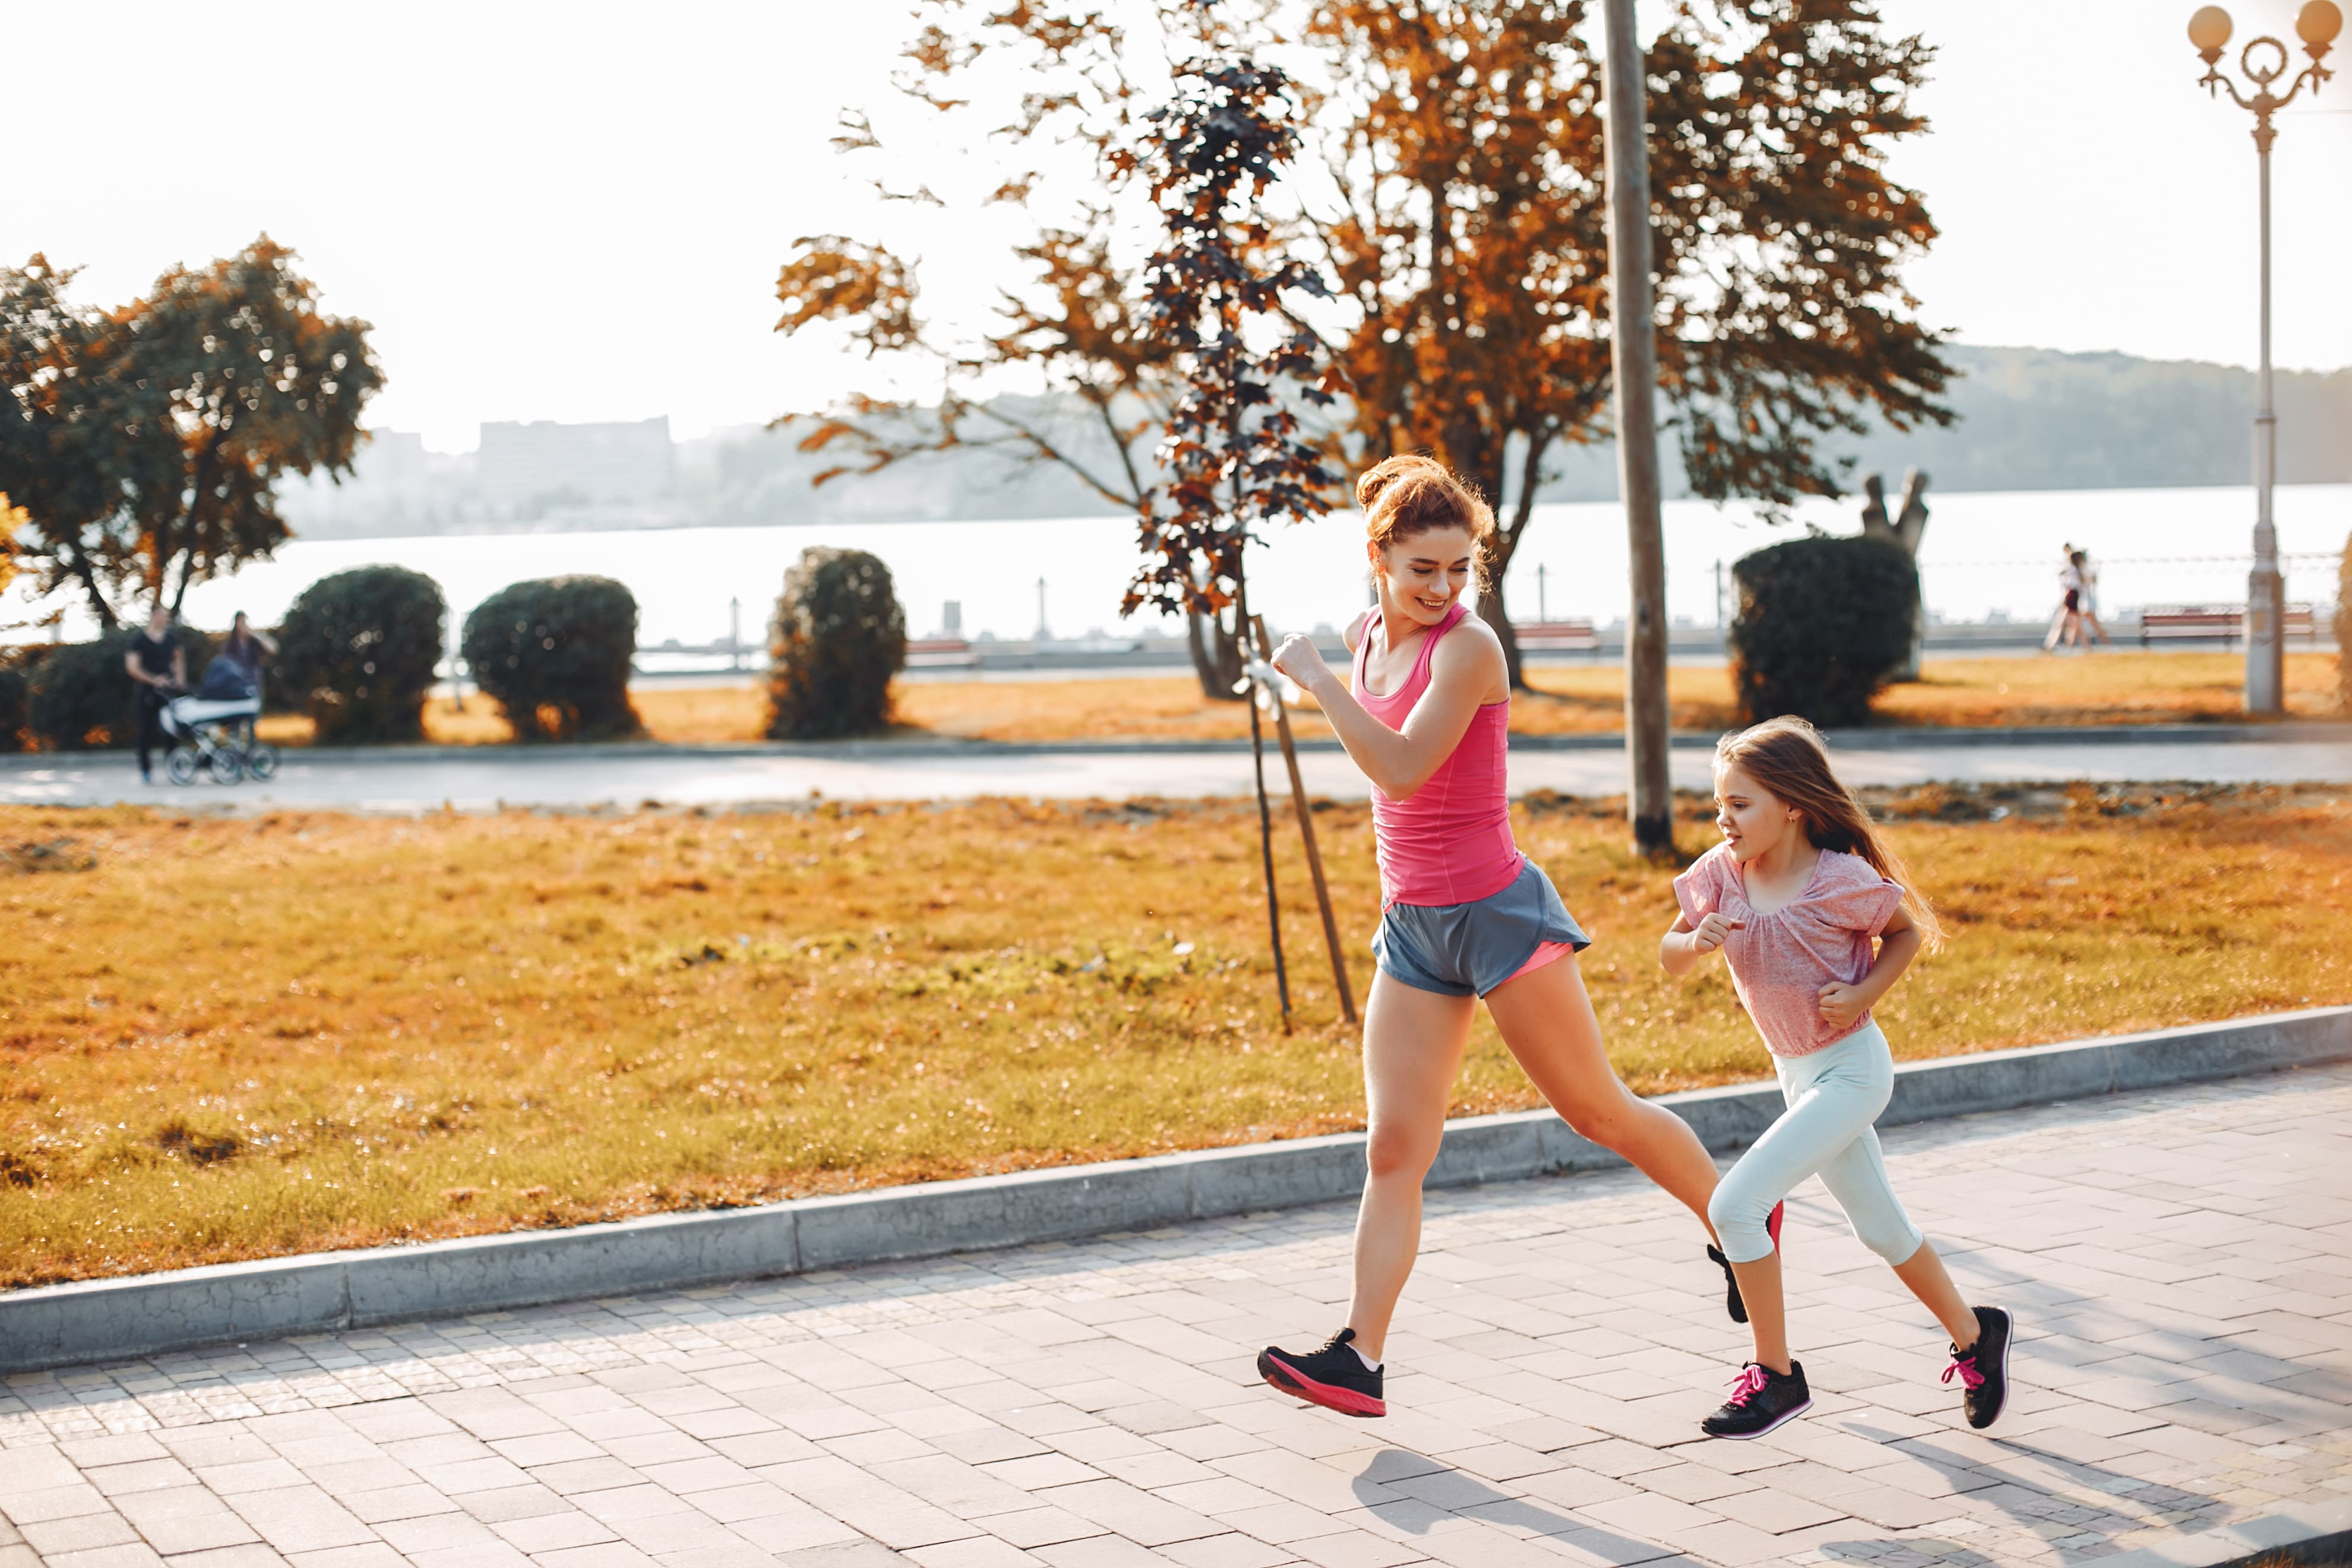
[477,416,674,511]
[356,429,429,487]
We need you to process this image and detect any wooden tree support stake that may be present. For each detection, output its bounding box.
[1244,662,1294,1034]
[1251,615,1358,1026]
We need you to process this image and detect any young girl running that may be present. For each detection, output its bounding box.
[1257,455,1767,1418]
[1661,717,2012,1438]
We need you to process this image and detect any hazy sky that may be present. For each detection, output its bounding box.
[8,0,2346,453]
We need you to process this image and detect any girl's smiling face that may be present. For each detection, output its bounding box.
[1714,762,1803,864]
[1370,526,1477,625]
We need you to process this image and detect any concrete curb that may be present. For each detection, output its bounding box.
[2093,1497,2352,1568]
[2,1006,2347,1374]
[3,722,2346,773]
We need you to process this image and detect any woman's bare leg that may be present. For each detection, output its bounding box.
[1346,972,1475,1362]
[1482,953,1722,1237]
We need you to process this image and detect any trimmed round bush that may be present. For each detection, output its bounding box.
[27,638,129,750]
[0,651,30,753]
[766,547,906,739]
[2336,532,2350,716]
[274,567,447,744]
[461,576,641,742]
[1728,535,1920,728]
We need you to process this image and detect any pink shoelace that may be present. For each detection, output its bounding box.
[1942,1351,1986,1390]
[1722,1364,1772,1407]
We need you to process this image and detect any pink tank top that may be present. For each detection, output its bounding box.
[1352,601,1520,909]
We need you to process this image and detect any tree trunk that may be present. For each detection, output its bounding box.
[1472,434,1547,692]
[72,556,118,631]
[1188,609,1247,700]
[1477,596,1526,691]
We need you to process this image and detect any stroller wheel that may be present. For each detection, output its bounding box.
[245,742,280,782]
[206,748,245,785]
[166,745,201,785]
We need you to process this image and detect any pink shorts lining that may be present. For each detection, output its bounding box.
[1506,940,1576,985]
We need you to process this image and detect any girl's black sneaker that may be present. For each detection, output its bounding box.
[1942,1305,2013,1429]
[1259,1327,1385,1417]
[1701,1360,1811,1439]
[1708,1201,1785,1324]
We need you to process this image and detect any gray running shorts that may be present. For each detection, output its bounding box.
[1373,856,1591,998]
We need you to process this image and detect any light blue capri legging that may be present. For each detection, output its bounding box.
[1708,1022,1926,1267]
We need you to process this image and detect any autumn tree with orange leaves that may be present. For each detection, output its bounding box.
[0,239,381,628]
[782,1,1951,685]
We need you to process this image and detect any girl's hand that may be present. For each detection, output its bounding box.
[1687,912,1744,956]
[1270,633,1334,695]
[1817,981,1866,1029]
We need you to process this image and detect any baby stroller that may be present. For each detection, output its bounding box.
[160,656,280,785]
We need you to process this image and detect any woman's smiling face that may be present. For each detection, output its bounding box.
[1370,526,1477,625]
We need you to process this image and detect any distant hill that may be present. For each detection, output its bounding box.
[278,345,2350,539]
[1828,345,2350,493]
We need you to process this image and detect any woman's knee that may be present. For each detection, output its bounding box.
[1364,1123,1440,1183]
[1558,1085,1643,1149]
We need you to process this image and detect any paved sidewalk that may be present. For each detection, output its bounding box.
[5,736,2350,810]
[4,1069,2349,1568]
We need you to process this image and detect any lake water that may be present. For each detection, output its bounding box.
[11,483,2347,650]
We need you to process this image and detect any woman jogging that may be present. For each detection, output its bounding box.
[1257,455,1764,1418]
[1660,716,2011,1439]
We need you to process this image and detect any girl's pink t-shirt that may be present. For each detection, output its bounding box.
[1673,844,1904,1058]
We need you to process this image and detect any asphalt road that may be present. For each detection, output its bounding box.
[4,731,2348,811]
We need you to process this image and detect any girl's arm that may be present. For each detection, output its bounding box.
[1659,911,1743,977]
[1817,905,1922,1028]
[1271,623,1500,798]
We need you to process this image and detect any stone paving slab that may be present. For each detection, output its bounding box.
[4,1067,2348,1568]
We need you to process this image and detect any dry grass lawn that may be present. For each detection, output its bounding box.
[4,782,2348,1289]
[240,650,2341,747]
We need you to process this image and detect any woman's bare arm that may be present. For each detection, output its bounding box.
[1273,619,1503,798]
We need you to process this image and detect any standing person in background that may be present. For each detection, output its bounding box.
[220,612,277,690]
[123,605,185,785]
[2070,551,2111,649]
[2041,546,2084,653]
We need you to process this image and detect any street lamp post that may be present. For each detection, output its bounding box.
[2187,1,2338,715]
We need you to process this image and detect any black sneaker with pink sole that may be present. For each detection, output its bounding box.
[1942,1305,2013,1429]
[1701,1359,1811,1439]
[1259,1327,1384,1418]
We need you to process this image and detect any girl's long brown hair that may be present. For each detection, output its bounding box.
[1715,716,1946,951]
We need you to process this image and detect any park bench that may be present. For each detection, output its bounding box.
[906,637,979,668]
[2138,604,2316,646]
[1516,619,1601,653]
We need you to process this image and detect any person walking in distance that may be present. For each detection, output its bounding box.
[2042,546,2084,652]
[2070,550,2112,649]
[1660,717,2011,1438]
[1256,456,1774,1418]
[124,605,186,785]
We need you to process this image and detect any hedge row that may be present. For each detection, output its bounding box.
[2,550,916,750]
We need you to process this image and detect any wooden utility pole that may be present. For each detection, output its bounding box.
[1602,0,1674,855]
